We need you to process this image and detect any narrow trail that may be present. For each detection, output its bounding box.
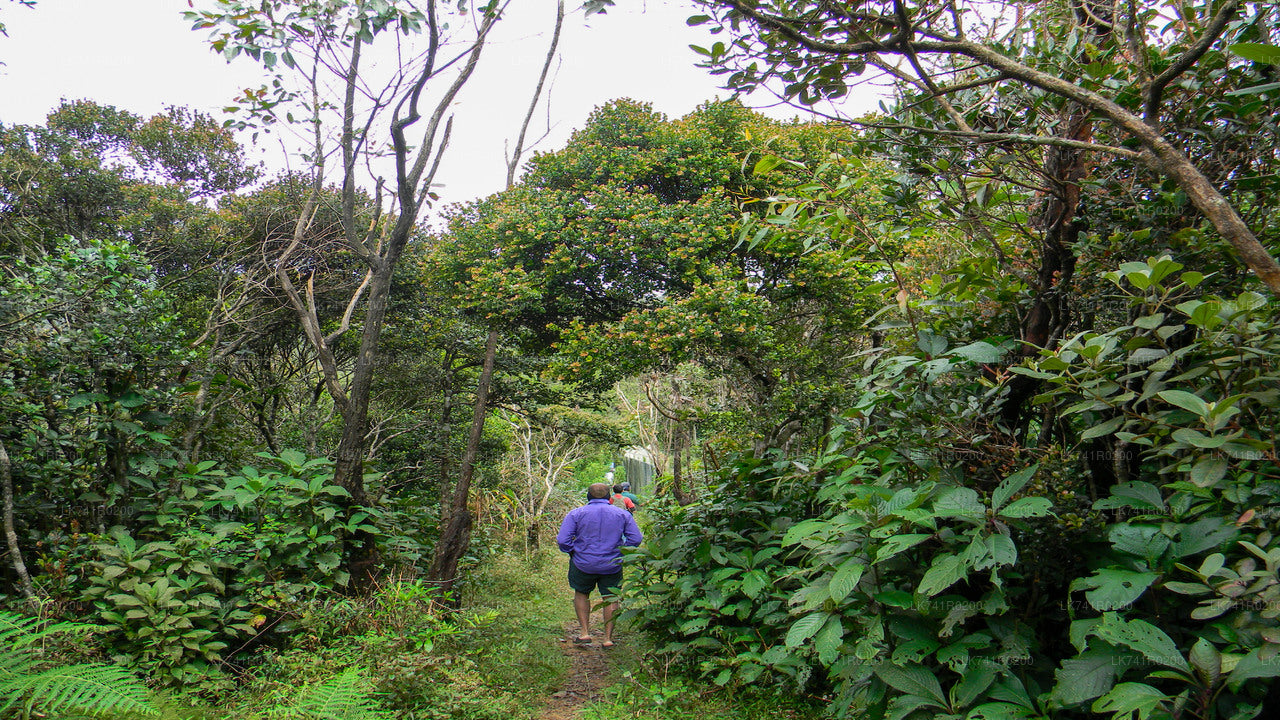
[536,620,620,720]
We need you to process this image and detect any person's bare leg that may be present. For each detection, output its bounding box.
[602,600,620,646]
[573,591,592,641]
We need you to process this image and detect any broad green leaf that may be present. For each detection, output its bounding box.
[1170,517,1237,559]
[949,341,1005,364]
[1157,390,1210,417]
[1228,42,1280,65]
[966,703,1036,719]
[1226,647,1280,690]
[753,154,784,176]
[68,393,109,409]
[998,497,1053,519]
[1071,569,1158,611]
[1189,456,1228,487]
[815,616,845,665]
[952,663,996,708]
[985,534,1017,567]
[829,560,865,604]
[992,465,1038,512]
[934,487,985,520]
[1093,613,1190,673]
[1093,482,1165,512]
[1188,638,1220,685]
[1051,648,1122,705]
[873,662,948,706]
[919,554,970,597]
[782,519,827,546]
[1080,416,1124,441]
[1107,524,1169,562]
[785,612,828,647]
[1091,682,1169,719]
[742,569,769,599]
[875,533,932,563]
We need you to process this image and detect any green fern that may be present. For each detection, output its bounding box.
[287,668,391,720]
[0,610,159,719]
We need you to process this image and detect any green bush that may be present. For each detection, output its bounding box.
[630,257,1280,719]
[78,449,387,689]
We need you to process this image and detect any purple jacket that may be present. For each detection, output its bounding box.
[556,498,643,574]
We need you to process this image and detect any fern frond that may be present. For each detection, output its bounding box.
[0,610,95,649]
[0,662,160,718]
[290,668,391,720]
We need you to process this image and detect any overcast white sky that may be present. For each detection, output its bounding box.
[0,0,882,212]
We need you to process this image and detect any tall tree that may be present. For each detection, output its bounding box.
[187,0,506,586]
[427,0,565,591]
[681,0,1280,294]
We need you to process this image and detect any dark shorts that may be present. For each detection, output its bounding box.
[568,561,622,598]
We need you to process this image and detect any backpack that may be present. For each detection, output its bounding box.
[610,493,635,512]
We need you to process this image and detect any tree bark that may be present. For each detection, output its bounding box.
[1,439,38,606]
[436,348,456,528]
[999,106,1091,434]
[427,330,497,595]
[429,1,564,590]
[715,0,1280,294]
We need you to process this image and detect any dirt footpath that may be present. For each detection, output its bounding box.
[537,620,619,720]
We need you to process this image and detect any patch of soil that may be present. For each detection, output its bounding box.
[538,620,619,720]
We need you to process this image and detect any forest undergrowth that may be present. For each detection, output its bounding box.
[169,546,826,720]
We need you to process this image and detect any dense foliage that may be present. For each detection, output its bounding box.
[3,0,1280,717]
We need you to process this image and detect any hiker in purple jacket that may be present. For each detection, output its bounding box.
[556,482,643,647]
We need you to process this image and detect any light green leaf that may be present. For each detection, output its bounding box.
[828,560,865,604]
[874,662,948,706]
[815,616,845,665]
[919,554,971,597]
[998,497,1053,519]
[992,465,1038,512]
[1080,417,1124,441]
[1189,456,1228,487]
[785,612,828,648]
[966,702,1036,719]
[1091,682,1169,719]
[1157,390,1210,417]
[1092,613,1190,673]
[1226,647,1280,690]
[949,341,1006,364]
[1228,42,1280,65]
[875,534,932,563]
[1071,569,1157,611]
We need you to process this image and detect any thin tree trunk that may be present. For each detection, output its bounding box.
[428,330,497,595]
[436,349,456,528]
[999,106,1090,434]
[669,378,696,505]
[429,3,564,590]
[1,439,37,606]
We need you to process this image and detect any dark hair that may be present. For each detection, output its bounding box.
[612,484,624,494]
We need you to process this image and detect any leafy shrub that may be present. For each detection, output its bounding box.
[81,529,251,690]
[631,257,1280,718]
[78,449,383,689]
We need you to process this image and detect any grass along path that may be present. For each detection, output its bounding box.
[200,545,823,719]
[466,548,825,720]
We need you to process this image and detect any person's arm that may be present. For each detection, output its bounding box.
[556,511,576,554]
[622,511,643,547]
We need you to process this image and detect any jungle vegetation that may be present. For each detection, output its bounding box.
[1,0,1279,718]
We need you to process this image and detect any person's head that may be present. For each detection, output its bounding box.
[587,483,611,499]
[612,483,624,494]
[620,482,631,491]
